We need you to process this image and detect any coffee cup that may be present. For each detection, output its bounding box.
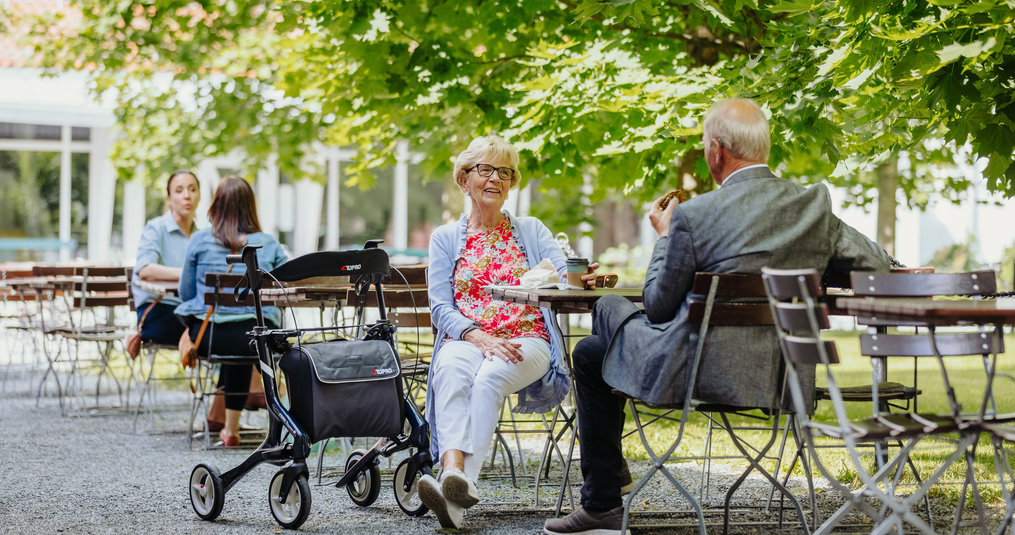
[566,258,590,289]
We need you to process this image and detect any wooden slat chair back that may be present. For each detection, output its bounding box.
[763,267,972,534]
[851,270,996,297]
[190,270,264,448]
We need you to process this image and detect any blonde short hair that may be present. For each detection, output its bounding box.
[702,98,770,162]
[452,134,521,189]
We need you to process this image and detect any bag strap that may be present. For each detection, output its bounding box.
[191,234,247,353]
[137,295,163,328]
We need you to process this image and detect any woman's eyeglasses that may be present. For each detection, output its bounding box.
[467,164,515,181]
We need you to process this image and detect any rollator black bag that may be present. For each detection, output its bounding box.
[279,340,403,443]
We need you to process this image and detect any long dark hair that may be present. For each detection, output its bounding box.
[208,176,262,252]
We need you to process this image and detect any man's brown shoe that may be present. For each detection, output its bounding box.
[543,506,630,535]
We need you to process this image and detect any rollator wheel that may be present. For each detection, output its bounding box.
[345,449,381,507]
[393,457,429,517]
[189,464,224,521]
[268,470,311,529]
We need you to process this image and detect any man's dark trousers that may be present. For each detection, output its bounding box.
[572,329,626,512]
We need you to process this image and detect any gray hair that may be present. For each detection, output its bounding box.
[452,134,521,189]
[702,98,770,162]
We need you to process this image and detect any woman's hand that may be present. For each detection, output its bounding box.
[464,329,524,364]
[580,262,601,290]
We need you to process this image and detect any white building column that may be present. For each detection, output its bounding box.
[576,173,593,260]
[257,157,280,237]
[120,163,147,262]
[325,149,341,250]
[193,159,222,228]
[59,125,72,261]
[392,141,409,252]
[87,126,115,263]
[293,179,324,256]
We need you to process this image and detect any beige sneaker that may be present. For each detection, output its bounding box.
[418,474,464,529]
[441,469,479,508]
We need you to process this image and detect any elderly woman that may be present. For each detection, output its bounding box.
[175,176,287,446]
[418,135,595,529]
[132,169,200,345]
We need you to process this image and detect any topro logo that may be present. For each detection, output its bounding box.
[341,264,362,271]
[372,368,394,375]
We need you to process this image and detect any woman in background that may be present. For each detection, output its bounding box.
[132,169,200,345]
[175,176,287,446]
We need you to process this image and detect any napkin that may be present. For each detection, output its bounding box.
[517,259,564,289]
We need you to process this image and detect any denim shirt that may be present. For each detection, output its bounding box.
[132,211,198,307]
[174,229,288,326]
[426,210,570,460]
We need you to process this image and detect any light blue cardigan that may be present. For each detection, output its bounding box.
[426,210,571,461]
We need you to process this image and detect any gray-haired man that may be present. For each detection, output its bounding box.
[544,98,891,535]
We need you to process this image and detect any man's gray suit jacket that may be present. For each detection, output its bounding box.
[598,166,891,409]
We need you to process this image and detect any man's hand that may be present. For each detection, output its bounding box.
[649,194,677,237]
[579,262,601,289]
[464,329,524,364]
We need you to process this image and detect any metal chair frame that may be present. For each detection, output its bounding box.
[764,267,986,534]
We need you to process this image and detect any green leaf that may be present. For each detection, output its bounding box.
[936,37,998,65]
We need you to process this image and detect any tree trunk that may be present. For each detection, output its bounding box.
[876,160,898,257]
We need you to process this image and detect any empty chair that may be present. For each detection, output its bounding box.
[52,266,134,412]
[850,270,999,418]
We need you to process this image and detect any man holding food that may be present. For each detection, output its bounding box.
[543,98,892,535]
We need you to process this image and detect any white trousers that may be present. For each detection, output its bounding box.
[431,337,552,482]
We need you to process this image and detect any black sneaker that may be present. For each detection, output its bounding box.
[543,506,630,535]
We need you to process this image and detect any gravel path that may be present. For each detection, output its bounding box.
[0,374,1008,534]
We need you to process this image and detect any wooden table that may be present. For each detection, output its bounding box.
[134,278,179,298]
[834,296,1015,326]
[486,286,643,314]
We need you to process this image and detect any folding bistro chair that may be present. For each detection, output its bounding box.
[189,271,265,448]
[763,267,978,534]
[125,270,189,432]
[618,272,809,535]
[383,265,432,403]
[850,270,999,417]
[1,268,36,392]
[852,269,1007,530]
[26,266,78,407]
[53,266,135,412]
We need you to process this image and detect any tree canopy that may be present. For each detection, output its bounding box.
[20,0,1015,230]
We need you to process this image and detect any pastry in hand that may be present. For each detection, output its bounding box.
[659,190,686,210]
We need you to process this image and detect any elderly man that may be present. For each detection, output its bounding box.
[543,98,892,535]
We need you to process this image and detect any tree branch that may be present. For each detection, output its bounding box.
[556,0,760,63]
[473,53,536,65]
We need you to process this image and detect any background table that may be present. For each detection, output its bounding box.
[134,278,179,298]
[835,296,1015,325]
